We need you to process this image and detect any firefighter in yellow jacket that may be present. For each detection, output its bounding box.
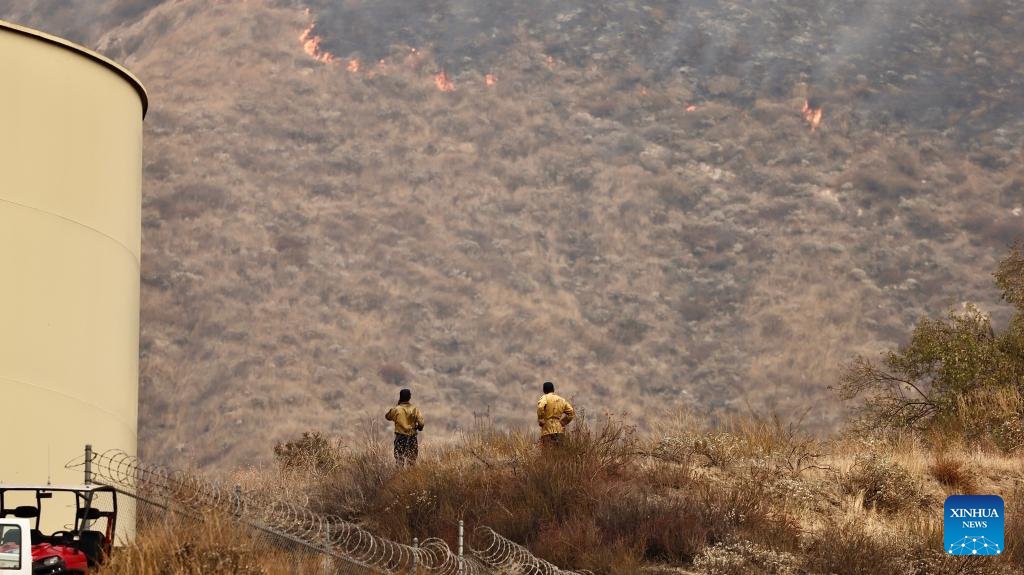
[385,388,425,465]
[537,381,575,444]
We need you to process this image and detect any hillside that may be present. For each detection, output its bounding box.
[3,0,1022,468]
[100,416,1024,575]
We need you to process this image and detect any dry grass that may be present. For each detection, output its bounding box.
[928,454,979,495]
[100,413,1023,574]
[101,514,307,575]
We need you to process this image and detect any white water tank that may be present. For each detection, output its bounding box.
[0,20,146,486]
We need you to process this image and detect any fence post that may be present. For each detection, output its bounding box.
[321,523,333,575]
[412,537,419,574]
[458,520,464,574]
[162,488,173,525]
[84,444,93,485]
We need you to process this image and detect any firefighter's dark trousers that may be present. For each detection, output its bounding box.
[540,433,563,446]
[394,433,419,466]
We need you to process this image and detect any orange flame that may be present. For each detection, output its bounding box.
[347,58,361,73]
[299,22,334,64]
[802,99,823,131]
[435,69,456,92]
[484,73,498,86]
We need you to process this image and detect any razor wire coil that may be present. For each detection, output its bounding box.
[70,449,590,575]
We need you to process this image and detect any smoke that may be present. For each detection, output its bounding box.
[299,0,1023,136]
[0,0,162,47]
[807,0,1024,135]
[7,0,1021,137]
[307,0,585,70]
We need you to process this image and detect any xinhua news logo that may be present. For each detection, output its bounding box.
[944,495,1004,556]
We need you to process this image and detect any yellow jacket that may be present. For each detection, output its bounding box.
[386,403,425,436]
[537,393,575,436]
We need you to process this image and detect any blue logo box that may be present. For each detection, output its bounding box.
[945,495,1004,555]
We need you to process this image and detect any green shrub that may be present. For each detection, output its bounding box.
[839,244,1024,445]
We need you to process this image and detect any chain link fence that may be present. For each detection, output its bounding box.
[66,446,591,575]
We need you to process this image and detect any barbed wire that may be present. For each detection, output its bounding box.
[471,527,592,575]
[68,449,590,575]
[419,537,491,575]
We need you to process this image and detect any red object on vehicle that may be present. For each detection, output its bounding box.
[32,541,89,572]
[1,484,119,574]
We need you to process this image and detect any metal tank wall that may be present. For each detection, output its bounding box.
[0,21,146,490]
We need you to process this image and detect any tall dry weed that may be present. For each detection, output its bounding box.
[101,514,301,575]
[109,414,1024,574]
[927,453,978,495]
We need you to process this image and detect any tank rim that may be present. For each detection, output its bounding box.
[0,19,148,118]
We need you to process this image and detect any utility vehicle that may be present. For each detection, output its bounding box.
[0,484,118,574]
